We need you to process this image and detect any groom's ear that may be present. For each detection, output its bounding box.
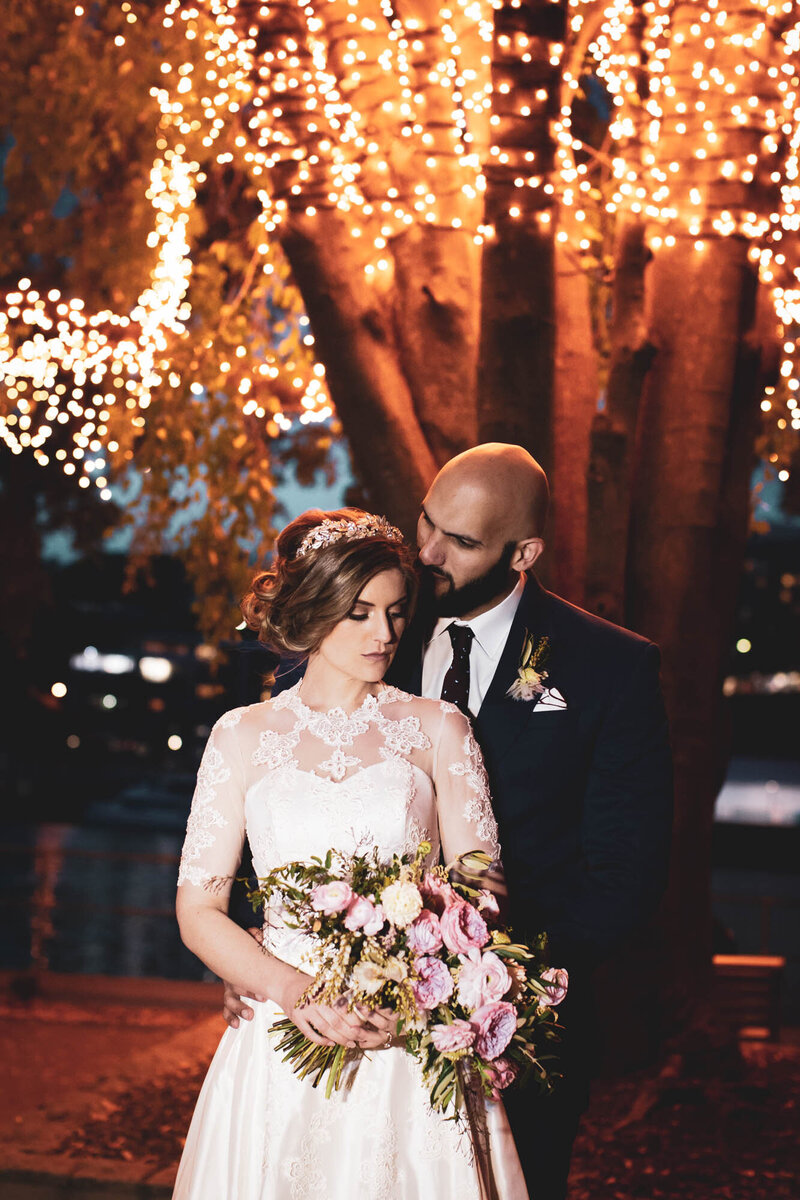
[512,538,545,572]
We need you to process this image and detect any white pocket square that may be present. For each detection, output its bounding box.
[533,686,568,711]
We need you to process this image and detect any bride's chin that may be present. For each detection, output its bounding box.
[359,659,392,681]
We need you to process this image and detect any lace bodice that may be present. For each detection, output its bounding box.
[177,683,500,907]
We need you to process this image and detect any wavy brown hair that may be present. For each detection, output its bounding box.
[240,508,418,656]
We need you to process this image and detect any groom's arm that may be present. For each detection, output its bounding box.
[545,642,673,970]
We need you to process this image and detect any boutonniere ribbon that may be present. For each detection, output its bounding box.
[507,631,550,702]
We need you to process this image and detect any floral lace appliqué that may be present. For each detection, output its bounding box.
[377,711,430,758]
[216,706,247,729]
[177,743,231,886]
[271,684,428,783]
[448,727,501,856]
[253,726,300,770]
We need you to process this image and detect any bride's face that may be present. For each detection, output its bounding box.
[314,568,409,683]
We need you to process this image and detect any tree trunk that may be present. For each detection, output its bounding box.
[585,218,654,622]
[391,227,480,464]
[477,0,566,475]
[585,0,652,623]
[627,238,764,1023]
[282,214,438,530]
[552,238,596,605]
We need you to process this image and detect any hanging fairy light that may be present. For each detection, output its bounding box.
[1,0,799,491]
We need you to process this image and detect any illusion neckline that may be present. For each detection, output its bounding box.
[279,679,399,720]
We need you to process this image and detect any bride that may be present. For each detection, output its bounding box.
[173,507,528,1199]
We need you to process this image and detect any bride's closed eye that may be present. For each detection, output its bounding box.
[347,610,406,623]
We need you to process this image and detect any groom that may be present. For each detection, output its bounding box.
[226,443,673,1199]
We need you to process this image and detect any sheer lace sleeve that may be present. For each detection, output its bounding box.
[177,709,247,897]
[431,703,501,864]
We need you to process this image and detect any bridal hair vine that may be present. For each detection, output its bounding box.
[295,514,404,559]
[507,631,550,701]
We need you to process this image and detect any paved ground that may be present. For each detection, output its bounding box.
[3,972,798,1200]
[0,973,221,1199]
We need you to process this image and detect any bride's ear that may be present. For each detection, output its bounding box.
[512,538,544,572]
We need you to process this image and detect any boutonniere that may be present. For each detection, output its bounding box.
[507,631,550,702]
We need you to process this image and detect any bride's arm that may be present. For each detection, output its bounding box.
[430,704,507,904]
[176,717,383,1048]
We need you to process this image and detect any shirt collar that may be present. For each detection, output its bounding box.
[429,574,525,658]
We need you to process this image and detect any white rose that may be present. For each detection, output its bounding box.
[352,961,387,995]
[381,880,423,928]
[383,958,408,983]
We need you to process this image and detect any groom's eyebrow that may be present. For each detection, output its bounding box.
[421,505,484,547]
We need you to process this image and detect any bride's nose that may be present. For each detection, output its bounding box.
[374,611,396,645]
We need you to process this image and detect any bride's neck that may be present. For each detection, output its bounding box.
[299,658,382,714]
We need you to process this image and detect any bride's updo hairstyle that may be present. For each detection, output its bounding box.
[241,507,418,656]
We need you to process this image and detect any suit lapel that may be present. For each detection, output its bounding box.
[473,575,553,759]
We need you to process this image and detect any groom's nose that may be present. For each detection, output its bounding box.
[418,534,445,567]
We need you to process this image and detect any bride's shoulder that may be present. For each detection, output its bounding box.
[210,699,273,735]
[380,688,459,723]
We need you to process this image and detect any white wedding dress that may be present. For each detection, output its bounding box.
[173,682,528,1200]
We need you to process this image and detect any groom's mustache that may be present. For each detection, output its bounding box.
[415,560,455,589]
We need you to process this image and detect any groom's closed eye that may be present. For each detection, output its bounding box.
[420,507,481,550]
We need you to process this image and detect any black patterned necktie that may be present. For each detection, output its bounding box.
[440,623,474,715]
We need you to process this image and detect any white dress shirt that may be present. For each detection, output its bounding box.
[420,575,525,716]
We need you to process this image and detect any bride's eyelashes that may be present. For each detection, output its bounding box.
[347,609,407,623]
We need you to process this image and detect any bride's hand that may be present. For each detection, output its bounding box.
[355,1004,398,1049]
[279,973,396,1049]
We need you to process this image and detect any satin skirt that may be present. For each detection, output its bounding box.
[173,998,529,1200]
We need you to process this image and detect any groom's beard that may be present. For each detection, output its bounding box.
[418,542,517,618]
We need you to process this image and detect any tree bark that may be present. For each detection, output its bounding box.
[552,237,596,605]
[477,1,565,475]
[585,218,654,622]
[627,238,764,1020]
[282,214,438,530]
[391,226,480,464]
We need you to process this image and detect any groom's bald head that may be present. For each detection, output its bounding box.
[417,443,548,619]
[434,443,549,541]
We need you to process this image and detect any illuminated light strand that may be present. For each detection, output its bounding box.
[1,0,799,489]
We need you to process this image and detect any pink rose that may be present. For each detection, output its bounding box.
[361,902,385,937]
[405,910,444,955]
[486,1056,518,1098]
[439,899,489,955]
[310,881,353,915]
[470,1001,517,1061]
[430,1019,476,1054]
[456,949,511,1010]
[477,889,500,918]
[539,967,569,1007]
[420,870,457,915]
[344,894,382,933]
[412,956,455,1010]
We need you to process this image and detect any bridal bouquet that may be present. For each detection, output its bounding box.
[247,841,567,1114]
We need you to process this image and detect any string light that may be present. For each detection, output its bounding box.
[1,0,799,491]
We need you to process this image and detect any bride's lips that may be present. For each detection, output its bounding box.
[363,651,391,661]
